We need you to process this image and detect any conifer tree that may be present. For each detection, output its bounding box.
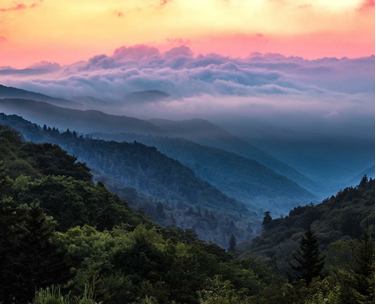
[15,205,70,302]
[359,175,368,188]
[289,227,325,285]
[262,211,272,231]
[228,234,237,252]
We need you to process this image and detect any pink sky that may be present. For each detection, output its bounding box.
[0,0,374,67]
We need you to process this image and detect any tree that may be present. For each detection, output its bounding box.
[289,227,325,285]
[14,205,71,302]
[156,202,165,218]
[359,175,368,188]
[0,196,27,303]
[262,211,272,231]
[228,234,236,253]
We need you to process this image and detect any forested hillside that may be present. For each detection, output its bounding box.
[0,123,281,303]
[91,132,315,213]
[241,177,375,274]
[0,114,259,247]
[0,96,320,195]
[149,118,322,195]
[0,123,373,304]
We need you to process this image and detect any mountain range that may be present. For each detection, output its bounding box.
[0,84,82,109]
[91,132,315,213]
[0,84,320,196]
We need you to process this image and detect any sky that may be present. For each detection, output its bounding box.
[0,0,374,138]
[0,0,374,67]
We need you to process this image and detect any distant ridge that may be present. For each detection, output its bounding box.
[0,98,164,135]
[150,118,322,195]
[0,83,82,109]
[124,90,171,103]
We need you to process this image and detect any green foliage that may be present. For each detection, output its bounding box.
[198,275,245,304]
[33,285,96,304]
[0,113,261,248]
[0,123,280,303]
[33,285,71,304]
[289,227,325,285]
[0,119,374,304]
[244,177,375,274]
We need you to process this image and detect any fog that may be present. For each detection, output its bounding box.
[0,44,374,138]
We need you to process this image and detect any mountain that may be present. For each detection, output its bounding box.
[91,132,316,213]
[124,90,171,103]
[0,84,82,109]
[0,96,320,197]
[240,177,375,274]
[70,95,112,108]
[0,113,259,247]
[149,118,322,195]
[217,117,375,193]
[0,122,288,304]
[0,99,163,135]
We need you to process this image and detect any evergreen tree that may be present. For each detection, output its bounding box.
[289,227,325,285]
[262,211,272,231]
[15,205,71,302]
[359,175,368,188]
[156,202,165,218]
[0,198,27,303]
[228,234,236,252]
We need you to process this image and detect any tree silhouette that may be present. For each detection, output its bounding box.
[262,211,272,231]
[15,205,71,302]
[228,234,236,252]
[359,175,368,188]
[289,227,325,285]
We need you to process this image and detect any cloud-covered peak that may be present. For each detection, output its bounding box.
[0,44,373,135]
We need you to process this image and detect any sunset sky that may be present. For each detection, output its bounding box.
[0,0,374,67]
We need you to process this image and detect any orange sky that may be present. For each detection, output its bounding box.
[0,0,374,67]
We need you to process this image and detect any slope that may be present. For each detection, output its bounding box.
[240,177,375,274]
[0,113,259,247]
[91,132,316,213]
[0,83,82,109]
[218,117,375,193]
[0,123,283,304]
[149,118,322,195]
[0,98,163,135]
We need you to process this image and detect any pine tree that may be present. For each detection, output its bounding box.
[0,197,27,303]
[156,202,165,218]
[359,175,368,188]
[289,227,325,285]
[228,234,236,253]
[15,205,71,302]
[262,211,272,231]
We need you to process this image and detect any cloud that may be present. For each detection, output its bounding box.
[0,0,43,12]
[114,10,124,18]
[358,0,375,11]
[159,0,173,7]
[28,61,61,71]
[0,36,7,42]
[0,44,374,132]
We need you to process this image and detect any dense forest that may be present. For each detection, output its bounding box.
[0,114,260,247]
[91,132,315,213]
[0,97,321,195]
[0,122,374,304]
[241,177,375,274]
